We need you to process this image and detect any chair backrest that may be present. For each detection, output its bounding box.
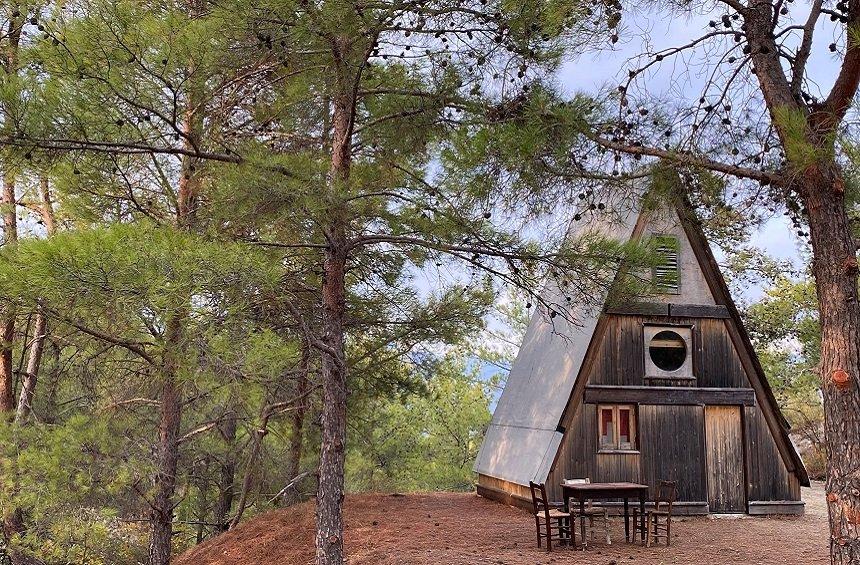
[655,480,677,513]
[529,481,551,519]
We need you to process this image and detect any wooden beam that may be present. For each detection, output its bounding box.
[604,302,730,318]
[605,302,669,316]
[668,303,730,319]
[583,385,756,406]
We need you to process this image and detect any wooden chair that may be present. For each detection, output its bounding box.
[634,480,677,547]
[528,481,572,551]
[564,478,611,546]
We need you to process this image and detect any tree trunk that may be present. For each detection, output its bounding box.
[315,57,353,565]
[37,176,55,235]
[315,232,347,565]
[284,342,310,505]
[14,309,45,423]
[799,167,860,563]
[211,411,237,534]
[15,178,54,424]
[193,458,209,544]
[148,316,184,565]
[0,175,16,413]
[147,11,204,557]
[42,340,60,424]
[229,402,270,530]
[0,0,22,417]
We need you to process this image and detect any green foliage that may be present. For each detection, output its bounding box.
[773,106,834,169]
[346,354,495,492]
[441,86,597,216]
[0,416,147,564]
[743,274,825,479]
[0,0,649,562]
[0,221,280,333]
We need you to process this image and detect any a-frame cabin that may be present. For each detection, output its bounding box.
[474,195,809,516]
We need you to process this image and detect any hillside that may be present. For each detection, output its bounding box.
[176,487,828,565]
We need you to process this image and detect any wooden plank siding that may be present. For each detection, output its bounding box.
[546,401,600,501]
[745,406,800,501]
[547,403,704,503]
[638,404,707,502]
[695,318,750,388]
[584,385,755,406]
[542,312,802,510]
[584,315,752,389]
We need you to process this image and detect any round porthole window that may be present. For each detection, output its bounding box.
[648,330,687,372]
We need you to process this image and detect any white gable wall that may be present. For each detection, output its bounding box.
[642,207,716,306]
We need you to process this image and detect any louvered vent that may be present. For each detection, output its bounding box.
[653,235,680,294]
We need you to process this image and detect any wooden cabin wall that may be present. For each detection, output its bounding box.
[639,404,707,501]
[586,316,750,388]
[545,402,642,500]
[587,315,645,386]
[745,406,801,501]
[546,402,706,503]
[695,318,749,388]
[546,313,801,506]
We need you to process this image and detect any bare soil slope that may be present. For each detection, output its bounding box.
[177,484,828,565]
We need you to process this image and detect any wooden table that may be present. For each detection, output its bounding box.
[560,481,649,546]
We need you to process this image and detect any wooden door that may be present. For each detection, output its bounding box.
[704,406,746,513]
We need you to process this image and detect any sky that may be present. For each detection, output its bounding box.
[548,4,845,300]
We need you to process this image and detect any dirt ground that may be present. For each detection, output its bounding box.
[176,482,829,565]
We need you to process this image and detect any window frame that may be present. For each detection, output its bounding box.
[597,404,638,452]
[651,234,681,295]
[643,324,695,380]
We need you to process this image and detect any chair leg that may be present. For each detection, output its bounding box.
[666,516,671,546]
[631,508,638,543]
[645,514,652,548]
[535,516,542,548]
[547,523,552,553]
[604,510,611,545]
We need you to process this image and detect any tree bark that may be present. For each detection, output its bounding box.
[229,400,273,530]
[315,51,353,565]
[714,5,860,561]
[797,167,860,563]
[284,341,310,505]
[37,176,56,235]
[211,410,237,534]
[0,0,22,417]
[147,4,205,558]
[14,308,45,423]
[0,174,17,413]
[15,178,56,424]
[315,229,347,565]
[147,314,184,565]
[746,6,860,556]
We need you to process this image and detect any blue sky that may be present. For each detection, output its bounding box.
[548,5,842,299]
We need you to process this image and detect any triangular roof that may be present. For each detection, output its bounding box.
[474,195,809,488]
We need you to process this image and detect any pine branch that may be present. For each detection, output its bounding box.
[586,132,784,185]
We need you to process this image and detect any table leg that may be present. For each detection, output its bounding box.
[639,496,646,543]
[579,498,587,550]
[623,497,629,542]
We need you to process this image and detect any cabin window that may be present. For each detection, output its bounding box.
[598,404,637,451]
[652,235,680,294]
[644,325,694,380]
[649,330,687,371]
